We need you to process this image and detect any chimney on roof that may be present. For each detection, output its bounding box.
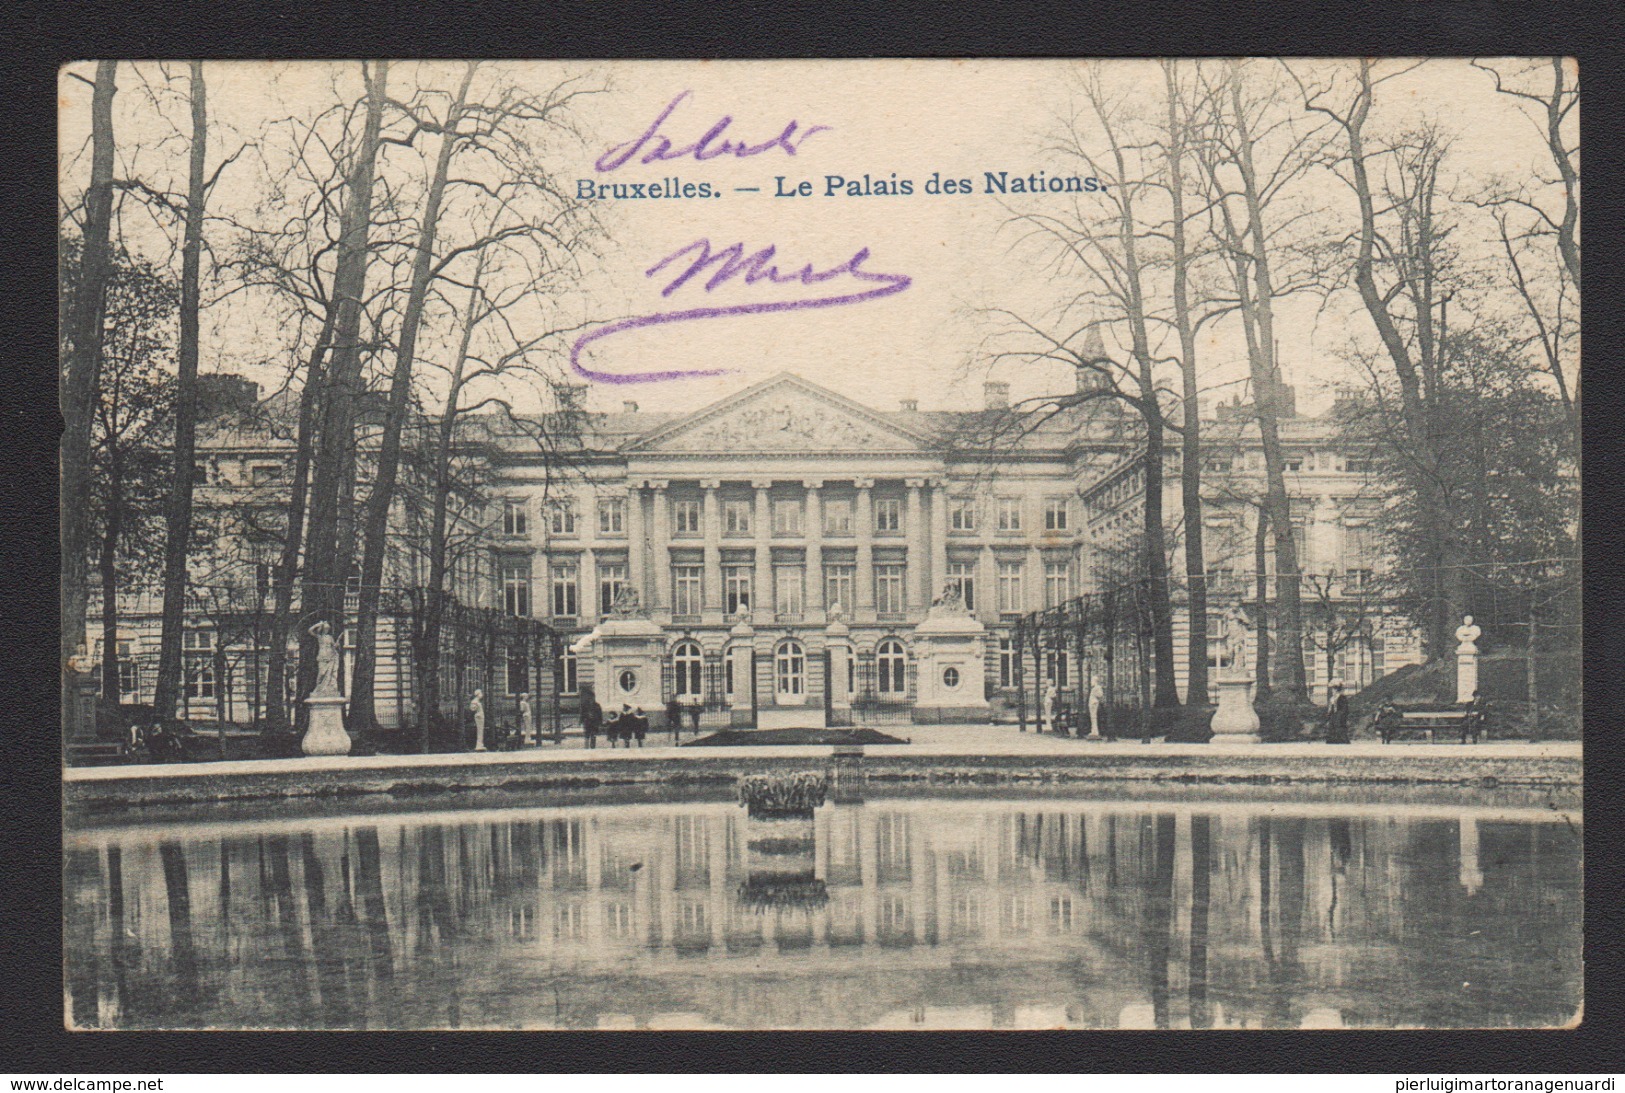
[983,381,1009,411]
[899,398,918,412]
[622,400,639,414]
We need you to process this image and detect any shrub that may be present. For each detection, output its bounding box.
[1154,705,1216,743]
[737,772,829,816]
[1256,693,1319,742]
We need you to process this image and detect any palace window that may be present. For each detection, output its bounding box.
[772,499,803,536]
[724,565,753,615]
[505,646,528,696]
[874,564,906,615]
[1283,456,1304,473]
[998,635,1015,688]
[824,564,854,615]
[598,496,625,535]
[183,629,215,700]
[672,565,703,616]
[775,640,806,697]
[672,639,704,697]
[550,562,578,618]
[1044,560,1071,607]
[1343,523,1378,583]
[561,646,578,695]
[950,499,977,532]
[1045,650,1069,688]
[501,558,532,617]
[946,561,976,611]
[774,565,804,616]
[548,499,577,536]
[876,638,907,694]
[1207,616,1232,670]
[1044,498,1070,531]
[502,499,528,537]
[672,499,702,536]
[723,499,752,536]
[598,563,626,614]
[116,638,139,696]
[996,560,1025,613]
[997,497,1022,532]
[1204,457,1233,474]
[1344,455,1377,474]
[874,498,902,533]
[823,497,853,536]
[250,463,285,487]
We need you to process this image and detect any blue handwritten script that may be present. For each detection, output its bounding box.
[570,240,913,384]
[594,92,830,173]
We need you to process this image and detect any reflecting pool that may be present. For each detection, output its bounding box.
[64,796,1581,1029]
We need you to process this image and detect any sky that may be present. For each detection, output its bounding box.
[58,58,1575,420]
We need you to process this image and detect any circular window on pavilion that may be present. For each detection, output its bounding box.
[618,668,639,694]
[942,666,961,691]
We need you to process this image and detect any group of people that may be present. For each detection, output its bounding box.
[577,690,650,748]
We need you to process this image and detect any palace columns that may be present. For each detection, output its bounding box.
[701,480,722,615]
[752,480,773,623]
[626,482,647,605]
[1027,545,1045,614]
[649,480,671,612]
[854,478,875,615]
[905,478,927,611]
[805,480,824,614]
[976,544,997,625]
[929,480,949,604]
[580,547,599,624]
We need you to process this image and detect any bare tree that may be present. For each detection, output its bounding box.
[152,62,217,722]
[1196,59,1330,699]
[60,61,119,742]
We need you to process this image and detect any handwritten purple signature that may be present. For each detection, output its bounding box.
[570,240,913,384]
[595,91,830,173]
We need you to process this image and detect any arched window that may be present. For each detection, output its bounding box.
[775,639,805,697]
[672,639,703,697]
[877,638,907,694]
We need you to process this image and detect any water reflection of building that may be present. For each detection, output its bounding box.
[65,802,1581,1031]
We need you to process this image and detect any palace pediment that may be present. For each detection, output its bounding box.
[628,373,928,454]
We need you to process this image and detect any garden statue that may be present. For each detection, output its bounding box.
[308,620,341,697]
[1223,606,1249,676]
[1455,615,1482,703]
[471,688,486,752]
[518,692,535,746]
[1088,679,1105,739]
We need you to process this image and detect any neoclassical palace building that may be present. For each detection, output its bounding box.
[95,370,1420,731]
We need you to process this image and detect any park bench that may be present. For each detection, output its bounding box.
[65,740,128,766]
[1374,701,1489,745]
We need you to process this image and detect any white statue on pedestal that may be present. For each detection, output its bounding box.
[470,689,486,752]
[518,692,535,746]
[1222,606,1249,677]
[1454,615,1482,704]
[1455,615,1481,654]
[1088,679,1104,739]
[309,620,341,697]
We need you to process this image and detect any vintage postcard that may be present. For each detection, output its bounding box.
[59,59,1580,1031]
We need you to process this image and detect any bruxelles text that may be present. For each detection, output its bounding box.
[576,170,1105,201]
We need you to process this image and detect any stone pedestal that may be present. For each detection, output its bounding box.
[729,615,757,727]
[1209,676,1260,744]
[1455,615,1482,704]
[301,694,352,756]
[825,613,852,724]
[911,591,989,723]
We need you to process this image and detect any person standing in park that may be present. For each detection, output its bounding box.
[1325,681,1351,744]
[581,686,603,749]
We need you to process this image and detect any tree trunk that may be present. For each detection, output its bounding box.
[99,448,123,711]
[1228,62,1307,699]
[351,64,475,733]
[416,276,485,751]
[1253,509,1271,697]
[153,61,209,721]
[1164,61,1208,706]
[299,61,389,706]
[62,61,118,745]
[264,309,335,734]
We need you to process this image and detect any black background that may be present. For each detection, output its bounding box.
[3,0,1622,1073]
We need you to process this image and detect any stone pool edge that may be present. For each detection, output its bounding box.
[64,743,1581,814]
